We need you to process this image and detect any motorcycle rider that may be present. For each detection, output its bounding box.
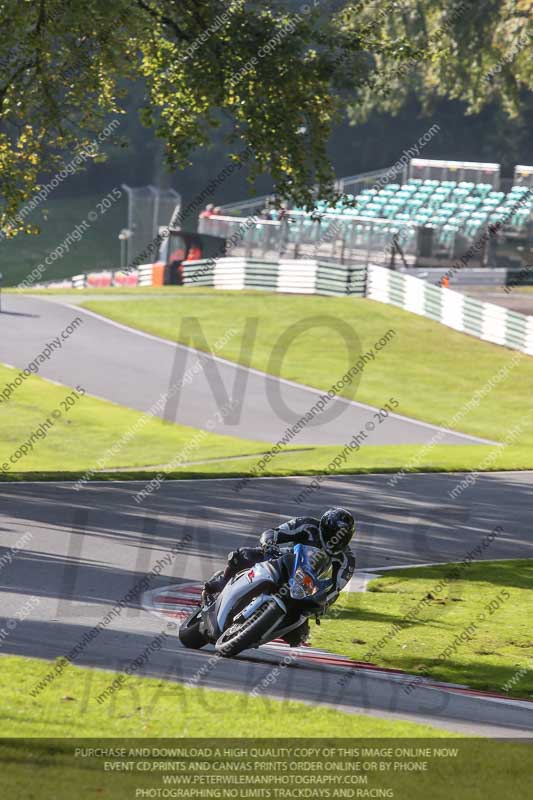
[202,507,356,646]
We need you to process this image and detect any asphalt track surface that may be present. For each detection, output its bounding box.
[0,294,489,447]
[462,288,533,317]
[0,473,532,737]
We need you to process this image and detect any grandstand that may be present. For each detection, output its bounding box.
[198,159,533,272]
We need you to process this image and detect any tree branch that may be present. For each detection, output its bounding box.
[135,0,193,42]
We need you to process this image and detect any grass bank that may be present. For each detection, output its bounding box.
[0,359,505,482]
[1,192,126,286]
[79,291,533,471]
[0,363,272,477]
[0,653,454,738]
[314,560,533,699]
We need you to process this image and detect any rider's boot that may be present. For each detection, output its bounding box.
[281,619,310,647]
[202,569,229,603]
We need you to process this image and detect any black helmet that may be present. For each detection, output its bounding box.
[319,508,355,554]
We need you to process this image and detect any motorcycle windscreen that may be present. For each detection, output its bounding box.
[289,544,331,600]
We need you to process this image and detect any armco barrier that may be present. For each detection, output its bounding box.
[182,258,367,297]
[367,263,533,355]
[29,257,533,357]
[137,264,154,287]
[40,267,144,290]
[71,274,86,289]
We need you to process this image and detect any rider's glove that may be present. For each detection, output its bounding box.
[260,529,278,548]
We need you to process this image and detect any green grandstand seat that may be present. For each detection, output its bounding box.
[407,178,422,186]
[451,187,470,200]
[512,209,531,228]
[487,191,505,203]
[354,224,371,246]
[461,199,481,211]
[387,183,401,192]
[509,185,529,195]
[441,180,458,189]
[472,183,492,198]
[400,184,417,193]
[438,224,459,247]
[427,195,444,210]
[465,219,485,238]
[423,179,440,188]
[458,181,475,191]
[382,205,398,219]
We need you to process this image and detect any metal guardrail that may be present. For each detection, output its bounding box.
[181,257,367,296]
[367,263,533,355]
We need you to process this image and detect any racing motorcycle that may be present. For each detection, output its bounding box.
[178,544,332,657]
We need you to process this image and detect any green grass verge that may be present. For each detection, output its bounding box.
[3,654,532,800]
[1,193,126,286]
[0,363,276,476]
[0,654,455,738]
[80,291,533,471]
[1,348,519,482]
[3,290,533,478]
[312,560,533,699]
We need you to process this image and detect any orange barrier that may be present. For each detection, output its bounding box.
[152,262,166,286]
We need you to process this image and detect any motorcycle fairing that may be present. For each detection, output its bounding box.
[206,560,281,639]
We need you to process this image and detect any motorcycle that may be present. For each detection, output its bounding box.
[178,543,332,657]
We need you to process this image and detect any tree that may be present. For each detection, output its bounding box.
[0,0,395,234]
[2,1,532,239]
[345,0,533,123]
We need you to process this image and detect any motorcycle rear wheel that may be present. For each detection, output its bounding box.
[215,600,284,658]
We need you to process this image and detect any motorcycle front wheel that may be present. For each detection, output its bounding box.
[215,600,284,658]
[178,608,209,650]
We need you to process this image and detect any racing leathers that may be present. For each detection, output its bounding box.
[203,517,356,645]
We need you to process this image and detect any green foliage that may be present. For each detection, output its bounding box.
[1,1,532,237]
[347,0,533,122]
[0,0,379,228]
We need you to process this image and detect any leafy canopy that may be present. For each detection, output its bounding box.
[0,0,532,234]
